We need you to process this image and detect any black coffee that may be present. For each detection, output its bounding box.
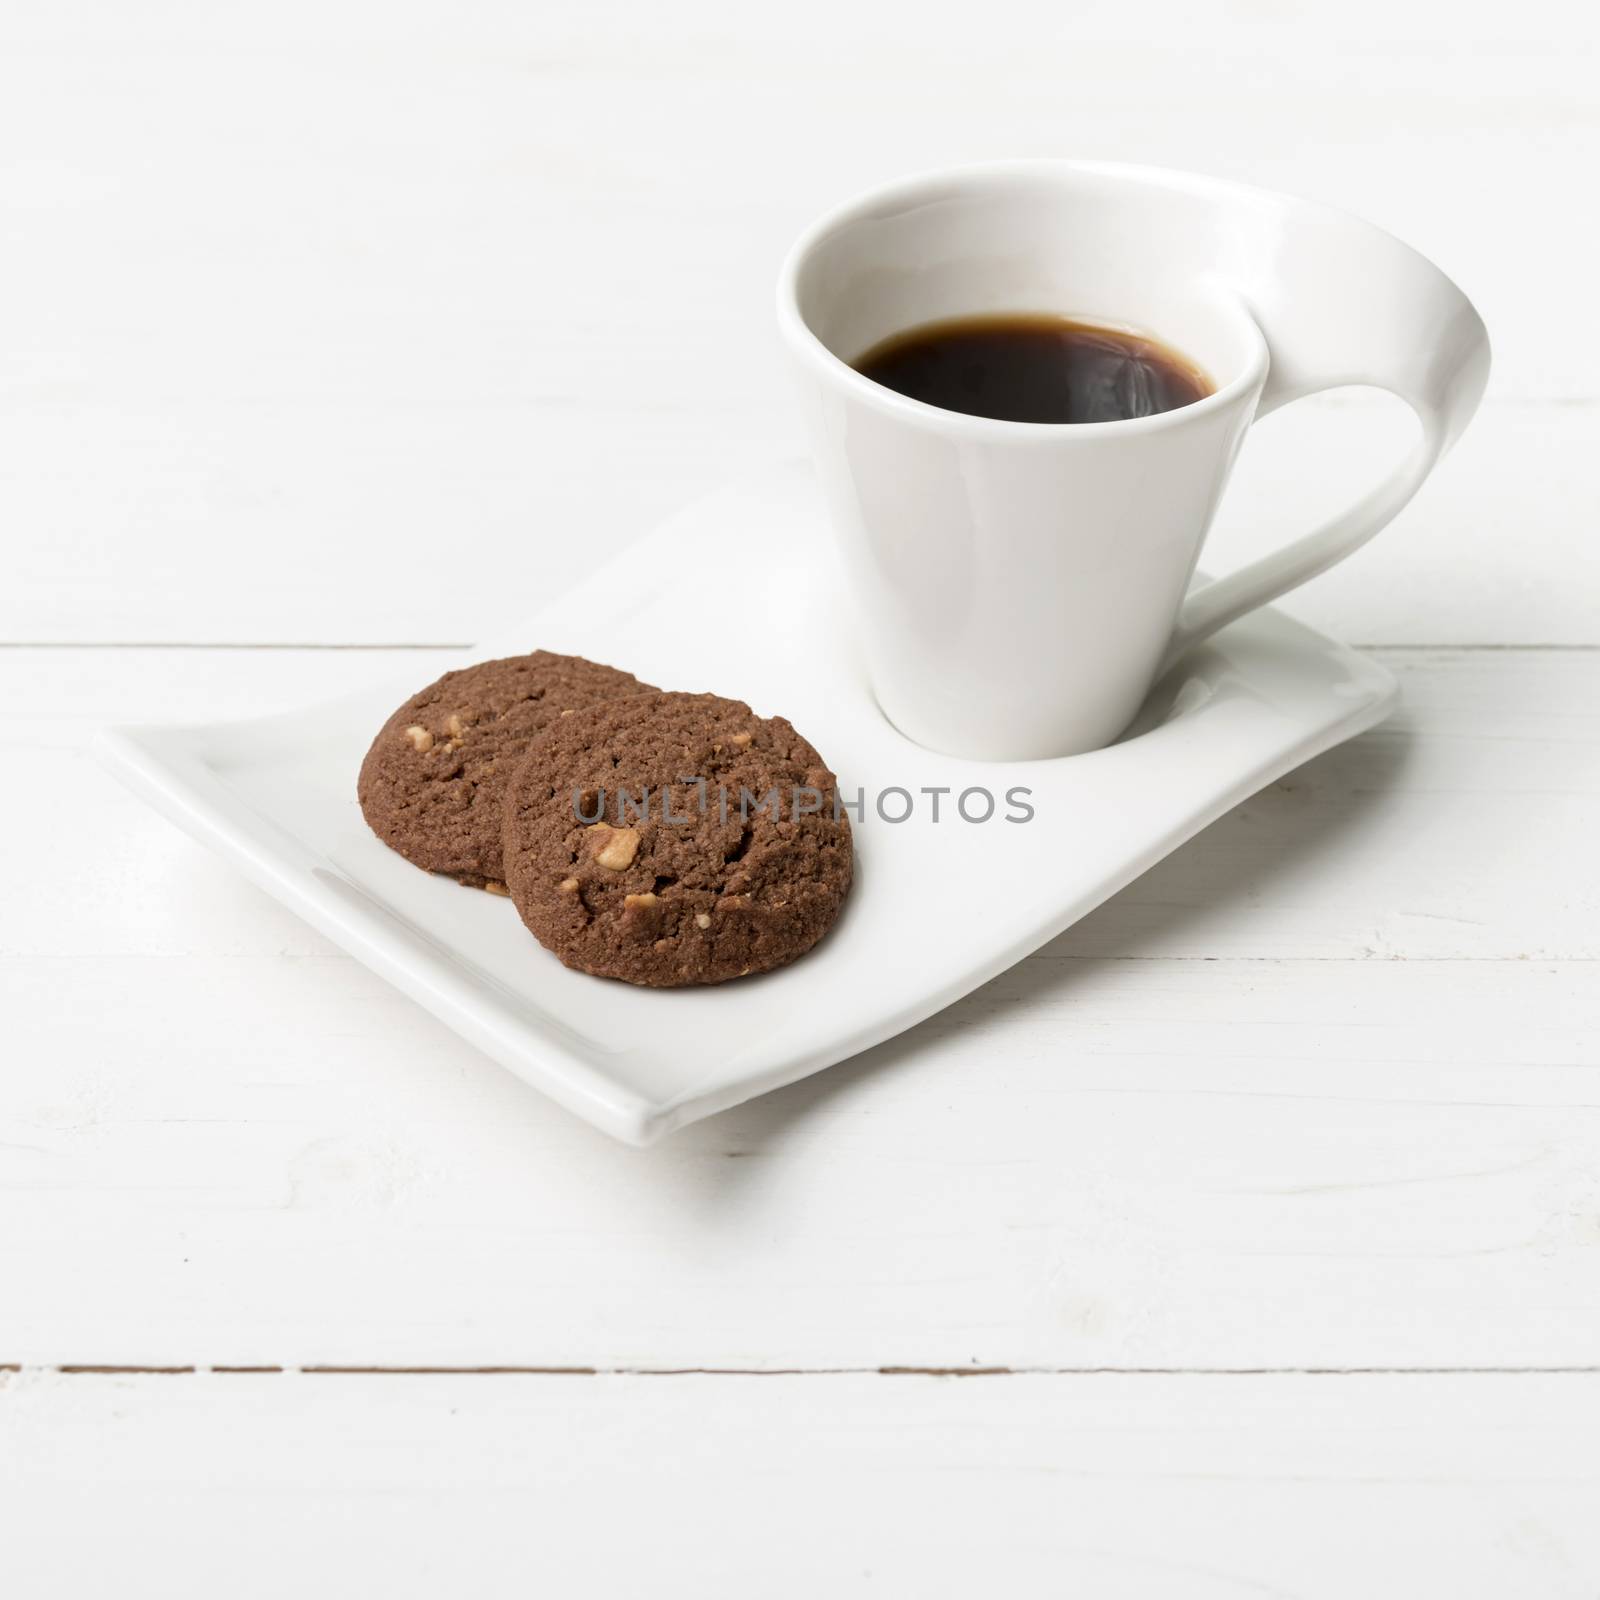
[852,313,1212,425]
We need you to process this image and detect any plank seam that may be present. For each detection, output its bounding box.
[9,1365,1600,1379]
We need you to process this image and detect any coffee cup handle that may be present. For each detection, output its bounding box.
[1160,206,1491,673]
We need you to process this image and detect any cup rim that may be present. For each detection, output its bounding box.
[776,158,1271,442]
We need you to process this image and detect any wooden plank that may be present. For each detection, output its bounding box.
[9,646,1596,962]
[4,949,1596,1369]
[5,1370,1600,1596]
[0,2,1595,645]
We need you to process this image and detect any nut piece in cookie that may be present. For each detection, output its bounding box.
[501,690,853,987]
[356,651,658,884]
[587,823,641,871]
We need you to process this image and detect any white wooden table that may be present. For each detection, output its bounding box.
[4,2,1598,1593]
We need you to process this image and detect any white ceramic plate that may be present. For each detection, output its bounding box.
[98,462,1396,1144]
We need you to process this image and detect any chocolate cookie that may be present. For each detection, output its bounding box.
[502,692,853,986]
[358,652,656,885]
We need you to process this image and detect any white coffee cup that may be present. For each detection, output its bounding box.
[778,161,1490,760]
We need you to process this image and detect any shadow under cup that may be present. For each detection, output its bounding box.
[780,169,1270,762]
